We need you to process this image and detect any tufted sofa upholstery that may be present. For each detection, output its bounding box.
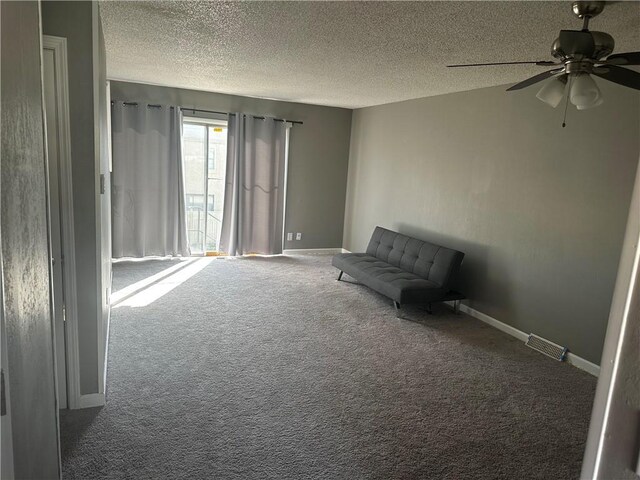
[332,227,464,305]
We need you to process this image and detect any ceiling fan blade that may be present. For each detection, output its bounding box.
[592,65,640,90]
[559,30,595,56]
[506,68,565,91]
[605,51,640,66]
[447,61,558,67]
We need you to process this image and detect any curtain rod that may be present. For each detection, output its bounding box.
[112,101,303,125]
[181,107,303,125]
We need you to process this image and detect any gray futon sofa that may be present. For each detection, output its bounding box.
[332,226,465,314]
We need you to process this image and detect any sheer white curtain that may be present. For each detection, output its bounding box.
[219,114,288,255]
[111,102,190,258]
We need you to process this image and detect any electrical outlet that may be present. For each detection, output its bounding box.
[287,232,293,241]
[296,232,302,240]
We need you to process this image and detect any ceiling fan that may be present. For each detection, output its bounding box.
[448,1,640,111]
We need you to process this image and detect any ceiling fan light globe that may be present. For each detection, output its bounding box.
[576,96,604,110]
[569,73,602,109]
[536,78,567,107]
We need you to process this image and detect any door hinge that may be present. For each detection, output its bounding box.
[1,368,6,416]
[100,173,105,194]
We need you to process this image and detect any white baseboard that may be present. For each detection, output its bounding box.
[283,248,349,255]
[456,303,600,377]
[78,393,105,409]
[458,304,528,342]
[565,352,600,377]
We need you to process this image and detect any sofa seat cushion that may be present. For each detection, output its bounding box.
[332,253,446,303]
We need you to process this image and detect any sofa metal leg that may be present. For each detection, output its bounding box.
[337,271,343,281]
[426,303,433,315]
[454,299,461,315]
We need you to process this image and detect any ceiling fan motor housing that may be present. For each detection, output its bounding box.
[590,31,615,59]
[552,31,614,62]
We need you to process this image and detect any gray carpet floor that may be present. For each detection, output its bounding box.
[60,255,597,479]
[110,257,191,294]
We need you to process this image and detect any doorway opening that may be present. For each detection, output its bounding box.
[182,118,228,255]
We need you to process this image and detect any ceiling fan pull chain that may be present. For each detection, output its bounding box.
[562,75,573,128]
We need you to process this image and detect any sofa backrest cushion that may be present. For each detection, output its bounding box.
[365,226,464,288]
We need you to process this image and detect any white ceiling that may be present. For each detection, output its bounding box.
[100,1,640,109]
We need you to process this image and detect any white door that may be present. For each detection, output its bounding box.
[43,45,68,409]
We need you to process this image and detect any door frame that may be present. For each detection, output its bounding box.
[581,157,640,478]
[42,35,81,410]
[1,246,15,480]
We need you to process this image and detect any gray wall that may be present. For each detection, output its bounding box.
[42,0,104,395]
[344,82,640,364]
[109,81,353,250]
[1,1,60,477]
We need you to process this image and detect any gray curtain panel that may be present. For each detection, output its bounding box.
[111,102,190,258]
[220,114,287,255]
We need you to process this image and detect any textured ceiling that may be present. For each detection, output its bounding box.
[100,1,640,109]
